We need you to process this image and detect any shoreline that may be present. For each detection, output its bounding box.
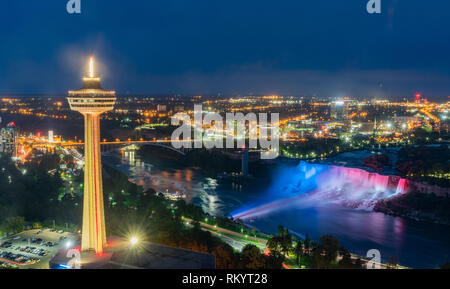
[107,152,418,268]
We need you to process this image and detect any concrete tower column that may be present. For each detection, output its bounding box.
[68,57,116,255]
[81,113,106,254]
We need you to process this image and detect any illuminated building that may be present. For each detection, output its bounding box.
[157,104,167,112]
[414,93,428,104]
[67,57,116,254]
[48,130,54,143]
[1,122,16,156]
[330,100,349,120]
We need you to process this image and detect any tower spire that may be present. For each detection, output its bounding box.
[89,56,94,78]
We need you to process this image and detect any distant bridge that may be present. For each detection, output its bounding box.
[99,141,188,156]
[19,139,190,156]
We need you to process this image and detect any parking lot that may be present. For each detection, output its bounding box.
[0,229,78,269]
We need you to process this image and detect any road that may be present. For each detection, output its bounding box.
[183,218,265,251]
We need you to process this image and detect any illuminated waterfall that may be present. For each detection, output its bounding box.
[232,162,409,220]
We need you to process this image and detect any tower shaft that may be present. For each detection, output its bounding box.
[81,113,107,253]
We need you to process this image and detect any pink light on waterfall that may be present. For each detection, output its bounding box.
[396,178,409,195]
[232,162,410,221]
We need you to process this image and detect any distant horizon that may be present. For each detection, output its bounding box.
[0,92,447,102]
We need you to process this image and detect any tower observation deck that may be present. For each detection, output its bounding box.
[67,57,116,254]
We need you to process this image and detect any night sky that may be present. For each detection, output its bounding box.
[1,0,450,99]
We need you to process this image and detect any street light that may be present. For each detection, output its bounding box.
[65,240,73,249]
[130,237,139,246]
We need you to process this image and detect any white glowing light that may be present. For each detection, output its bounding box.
[130,237,138,245]
[89,56,94,78]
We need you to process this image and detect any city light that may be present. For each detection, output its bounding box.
[130,237,139,246]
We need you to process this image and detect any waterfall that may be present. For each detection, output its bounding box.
[232,161,410,220]
[396,178,409,195]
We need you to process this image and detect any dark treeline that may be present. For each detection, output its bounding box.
[0,153,81,232]
[396,144,450,187]
[266,226,366,269]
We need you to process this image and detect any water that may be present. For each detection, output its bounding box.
[103,150,450,268]
[247,205,450,269]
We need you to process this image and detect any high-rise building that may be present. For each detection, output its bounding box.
[330,100,349,120]
[48,130,54,143]
[1,122,16,156]
[157,104,167,112]
[67,57,116,255]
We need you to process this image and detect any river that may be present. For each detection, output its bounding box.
[103,150,450,269]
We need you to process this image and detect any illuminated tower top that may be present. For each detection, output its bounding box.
[68,57,116,114]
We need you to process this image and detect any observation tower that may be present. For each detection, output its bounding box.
[67,57,116,254]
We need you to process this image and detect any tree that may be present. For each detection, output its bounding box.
[192,219,201,232]
[354,258,363,269]
[310,235,341,269]
[267,236,281,252]
[294,240,303,265]
[276,225,292,256]
[319,235,340,263]
[304,234,311,253]
[266,226,293,258]
[312,246,331,269]
[211,243,239,269]
[338,247,354,269]
[264,250,285,269]
[388,256,399,269]
[2,217,25,235]
[241,244,265,269]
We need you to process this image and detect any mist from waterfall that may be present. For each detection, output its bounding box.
[232,161,409,220]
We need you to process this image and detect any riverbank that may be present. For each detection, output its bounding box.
[104,147,450,268]
[374,191,450,226]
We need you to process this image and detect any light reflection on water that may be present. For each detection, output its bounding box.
[106,151,246,216]
[103,151,450,268]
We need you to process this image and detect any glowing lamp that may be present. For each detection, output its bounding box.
[130,237,139,246]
